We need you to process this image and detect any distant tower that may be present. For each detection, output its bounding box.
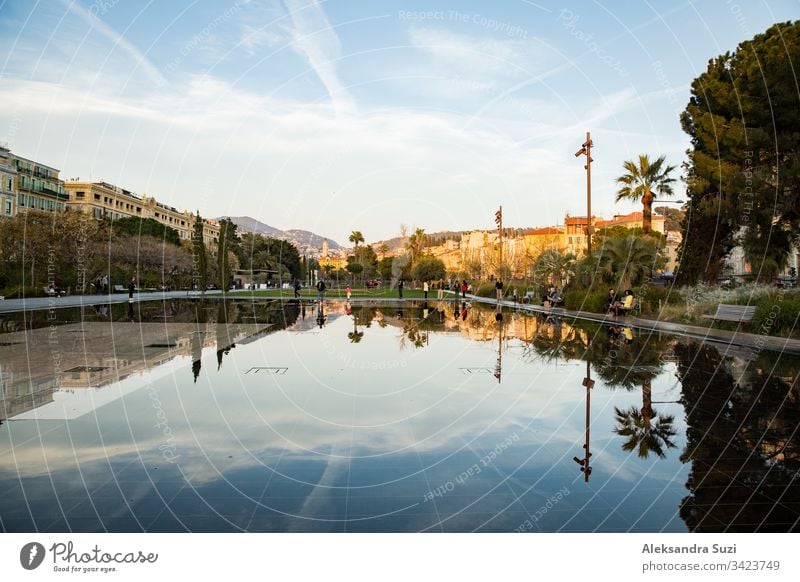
[322,238,329,257]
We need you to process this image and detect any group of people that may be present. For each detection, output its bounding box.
[605,288,636,316]
[542,286,563,308]
[94,275,109,295]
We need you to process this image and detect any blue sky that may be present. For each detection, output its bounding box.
[1,0,797,244]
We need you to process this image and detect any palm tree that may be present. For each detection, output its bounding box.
[613,379,678,459]
[378,243,390,258]
[596,235,662,289]
[616,154,676,235]
[405,228,427,265]
[532,249,576,289]
[349,230,364,248]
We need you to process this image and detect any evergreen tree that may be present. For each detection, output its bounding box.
[678,21,800,283]
[193,212,208,294]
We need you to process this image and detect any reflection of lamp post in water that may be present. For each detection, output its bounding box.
[574,360,594,482]
[493,307,504,383]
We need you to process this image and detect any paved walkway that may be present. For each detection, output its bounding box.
[0,290,200,313]
[2,289,798,355]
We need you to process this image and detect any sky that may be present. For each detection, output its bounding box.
[0,0,797,245]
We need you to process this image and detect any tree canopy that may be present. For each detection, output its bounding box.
[411,255,446,282]
[111,216,181,246]
[677,20,800,283]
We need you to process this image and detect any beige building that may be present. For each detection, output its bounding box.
[0,146,17,217]
[64,180,220,245]
[12,152,68,214]
[596,211,665,234]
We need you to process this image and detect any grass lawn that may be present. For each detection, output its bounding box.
[211,287,454,299]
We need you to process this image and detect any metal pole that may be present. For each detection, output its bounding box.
[585,132,592,258]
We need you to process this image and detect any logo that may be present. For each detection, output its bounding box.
[20,542,46,570]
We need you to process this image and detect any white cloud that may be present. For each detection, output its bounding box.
[283,0,354,112]
[58,0,167,86]
[408,27,532,79]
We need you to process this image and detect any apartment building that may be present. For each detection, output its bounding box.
[0,146,17,217]
[64,180,220,245]
[12,153,68,214]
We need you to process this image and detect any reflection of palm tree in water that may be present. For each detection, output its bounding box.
[613,379,677,459]
[348,312,363,343]
[592,330,678,459]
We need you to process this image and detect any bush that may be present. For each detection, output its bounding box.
[635,285,682,315]
[474,283,496,298]
[752,298,800,337]
[564,289,608,313]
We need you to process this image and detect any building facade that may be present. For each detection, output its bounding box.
[12,153,67,214]
[64,180,220,245]
[0,146,17,217]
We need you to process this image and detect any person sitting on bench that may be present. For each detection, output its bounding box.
[604,288,617,314]
[547,287,563,306]
[612,289,635,316]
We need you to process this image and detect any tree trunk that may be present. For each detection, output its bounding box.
[642,188,653,236]
[641,379,653,425]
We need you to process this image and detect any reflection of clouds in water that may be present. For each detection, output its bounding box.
[0,307,689,489]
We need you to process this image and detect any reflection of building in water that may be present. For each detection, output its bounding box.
[0,320,271,421]
[0,366,58,420]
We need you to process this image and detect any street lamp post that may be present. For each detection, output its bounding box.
[575,132,594,257]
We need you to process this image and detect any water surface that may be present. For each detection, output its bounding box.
[1,299,798,532]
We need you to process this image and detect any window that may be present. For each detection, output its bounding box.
[5,200,11,215]
[76,191,85,199]
[94,193,100,200]
[6,177,11,191]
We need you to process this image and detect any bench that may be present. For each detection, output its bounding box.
[702,304,756,323]
[113,285,126,293]
[522,291,536,304]
[43,286,67,297]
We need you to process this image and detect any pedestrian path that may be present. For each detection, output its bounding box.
[0,290,199,313]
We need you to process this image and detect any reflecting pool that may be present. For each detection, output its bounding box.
[1,299,799,532]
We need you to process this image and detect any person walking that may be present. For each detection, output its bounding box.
[461,280,468,298]
[316,279,326,301]
[102,274,109,295]
[398,279,404,298]
[437,281,444,300]
[128,278,136,302]
[293,278,301,299]
[423,281,429,299]
[495,279,504,302]
[346,285,352,300]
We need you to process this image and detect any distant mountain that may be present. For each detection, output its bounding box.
[285,229,341,250]
[222,216,342,251]
[224,216,283,238]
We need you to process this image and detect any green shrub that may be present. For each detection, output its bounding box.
[635,285,682,314]
[752,298,800,337]
[474,283,496,298]
[564,289,608,313]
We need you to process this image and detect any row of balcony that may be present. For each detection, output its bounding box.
[17,181,69,200]
[14,163,56,180]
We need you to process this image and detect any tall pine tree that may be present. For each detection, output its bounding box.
[678,21,800,283]
[193,212,208,294]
